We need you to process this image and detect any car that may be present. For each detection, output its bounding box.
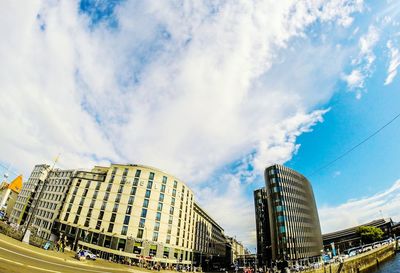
[76,249,97,260]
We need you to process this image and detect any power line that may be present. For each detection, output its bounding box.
[310,111,400,176]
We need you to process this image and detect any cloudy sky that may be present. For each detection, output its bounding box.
[1,0,400,249]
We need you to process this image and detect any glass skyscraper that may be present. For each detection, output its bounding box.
[255,164,323,267]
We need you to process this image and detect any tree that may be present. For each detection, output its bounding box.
[356,226,384,244]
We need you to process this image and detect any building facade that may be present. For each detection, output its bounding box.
[193,203,226,270]
[29,169,75,240]
[10,165,75,240]
[225,236,246,267]
[254,187,271,267]
[255,164,323,266]
[10,164,49,225]
[57,163,225,267]
[0,175,23,218]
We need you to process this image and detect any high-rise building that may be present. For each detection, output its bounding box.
[10,165,75,240]
[254,164,323,267]
[10,164,49,225]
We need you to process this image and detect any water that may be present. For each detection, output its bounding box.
[369,254,400,273]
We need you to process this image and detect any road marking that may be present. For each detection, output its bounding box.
[27,265,61,273]
[0,246,113,273]
[0,255,24,265]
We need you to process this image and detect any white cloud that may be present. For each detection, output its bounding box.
[344,25,380,97]
[344,69,364,88]
[384,40,400,85]
[0,0,365,246]
[319,179,400,234]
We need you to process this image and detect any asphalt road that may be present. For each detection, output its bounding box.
[0,237,133,273]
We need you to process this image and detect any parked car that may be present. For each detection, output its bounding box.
[76,249,97,260]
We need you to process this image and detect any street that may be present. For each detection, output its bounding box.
[0,234,141,273]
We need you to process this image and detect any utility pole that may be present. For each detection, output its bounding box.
[21,156,59,242]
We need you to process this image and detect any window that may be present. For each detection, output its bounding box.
[141,208,147,218]
[161,185,166,193]
[98,211,104,220]
[115,194,121,203]
[149,172,155,180]
[139,218,146,228]
[108,223,114,233]
[173,180,178,188]
[172,189,176,197]
[118,185,124,193]
[152,232,159,242]
[157,202,163,211]
[137,229,144,239]
[110,213,116,222]
[121,225,128,235]
[145,190,151,198]
[133,178,139,186]
[103,192,109,201]
[143,199,149,208]
[106,184,112,192]
[156,212,161,221]
[166,235,171,244]
[169,207,174,215]
[130,187,137,195]
[162,176,167,184]
[171,197,175,206]
[73,215,79,224]
[128,196,134,205]
[135,170,141,177]
[147,181,153,189]
[126,205,132,214]
[77,206,82,215]
[124,215,130,225]
[113,203,119,212]
[159,193,164,202]
[154,222,160,231]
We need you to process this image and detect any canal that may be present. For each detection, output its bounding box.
[368,253,400,273]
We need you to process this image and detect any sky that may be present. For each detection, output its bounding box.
[0,0,400,250]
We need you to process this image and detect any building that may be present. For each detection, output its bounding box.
[254,187,270,268]
[55,163,226,267]
[255,164,323,267]
[193,203,226,270]
[322,218,394,254]
[225,236,246,267]
[29,169,75,240]
[0,175,23,218]
[9,165,76,240]
[10,164,49,225]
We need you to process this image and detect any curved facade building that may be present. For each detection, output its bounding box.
[59,164,197,265]
[259,164,322,265]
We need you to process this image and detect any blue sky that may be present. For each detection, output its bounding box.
[1,0,400,249]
